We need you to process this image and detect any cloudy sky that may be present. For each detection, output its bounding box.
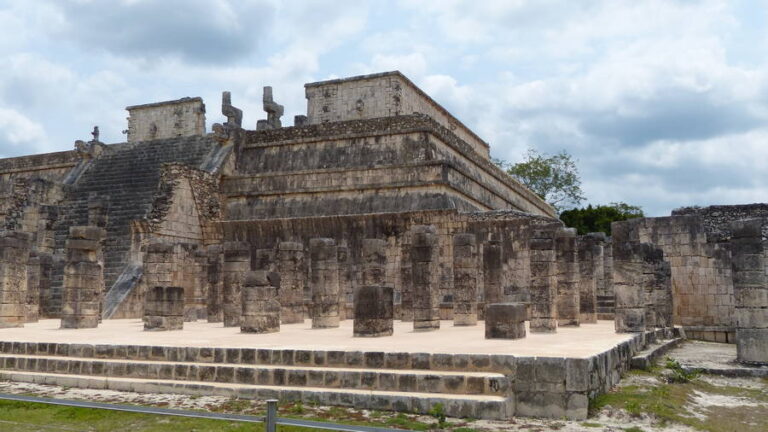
[0,0,766,216]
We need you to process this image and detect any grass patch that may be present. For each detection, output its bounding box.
[580,422,603,428]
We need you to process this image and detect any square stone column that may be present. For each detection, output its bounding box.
[143,286,184,331]
[730,219,768,365]
[482,234,503,305]
[528,224,559,333]
[60,226,104,329]
[206,245,223,323]
[241,270,280,333]
[354,285,394,337]
[25,252,41,323]
[555,228,579,327]
[612,237,665,333]
[485,303,526,339]
[453,233,478,326]
[277,241,306,324]
[399,232,413,321]
[0,231,32,328]
[310,238,340,329]
[577,234,603,323]
[410,225,440,332]
[222,241,251,327]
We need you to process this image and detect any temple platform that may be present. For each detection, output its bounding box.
[0,319,680,420]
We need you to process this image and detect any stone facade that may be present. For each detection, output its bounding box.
[126,97,206,143]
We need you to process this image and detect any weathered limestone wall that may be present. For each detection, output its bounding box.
[304,71,491,158]
[612,216,733,341]
[230,115,554,218]
[126,98,206,143]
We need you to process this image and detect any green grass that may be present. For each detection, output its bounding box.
[590,378,768,432]
[0,400,329,432]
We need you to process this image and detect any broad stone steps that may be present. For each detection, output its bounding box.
[49,136,219,310]
[0,370,510,420]
[0,354,507,397]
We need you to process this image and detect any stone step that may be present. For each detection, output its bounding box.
[630,337,684,370]
[0,354,507,396]
[0,370,510,419]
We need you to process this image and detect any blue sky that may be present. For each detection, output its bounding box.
[0,0,766,216]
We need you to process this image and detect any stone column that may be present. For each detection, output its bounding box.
[185,248,208,321]
[0,232,31,328]
[143,242,175,306]
[354,285,394,337]
[453,233,478,326]
[241,270,280,333]
[354,239,393,337]
[485,303,526,339]
[310,238,340,329]
[528,224,559,333]
[410,225,440,331]
[25,252,41,323]
[206,245,223,323]
[597,239,615,320]
[612,240,650,333]
[337,244,352,320]
[482,234,503,305]
[577,234,602,323]
[730,219,767,365]
[37,252,53,319]
[61,226,103,329]
[222,241,250,327]
[277,241,305,324]
[399,232,413,321]
[143,286,184,330]
[555,228,579,327]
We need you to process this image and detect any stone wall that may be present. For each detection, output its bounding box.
[126,97,206,143]
[304,71,490,158]
[612,216,733,341]
[232,114,554,218]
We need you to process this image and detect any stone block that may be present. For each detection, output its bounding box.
[353,285,393,337]
[485,303,526,339]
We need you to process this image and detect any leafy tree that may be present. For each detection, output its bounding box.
[505,148,585,212]
[559,202,644,235]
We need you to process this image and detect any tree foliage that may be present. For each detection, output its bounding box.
[505,148,585,212]
[559,202,644,235]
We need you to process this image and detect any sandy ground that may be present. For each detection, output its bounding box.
[0,319,633,358]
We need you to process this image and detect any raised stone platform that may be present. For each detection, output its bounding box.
[0,319,668,420]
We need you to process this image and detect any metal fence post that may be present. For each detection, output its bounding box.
[265,399,278,432]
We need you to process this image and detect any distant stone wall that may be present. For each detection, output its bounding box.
[126,97,206,143]
[305,71,490,158]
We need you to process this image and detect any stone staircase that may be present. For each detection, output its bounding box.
[50,136,220,314]
[0,341,512,419]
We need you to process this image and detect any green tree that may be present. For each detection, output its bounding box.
[505,148,585,212]
[559,202,644,235]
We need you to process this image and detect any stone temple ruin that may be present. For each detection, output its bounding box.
[0,71,765,420]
